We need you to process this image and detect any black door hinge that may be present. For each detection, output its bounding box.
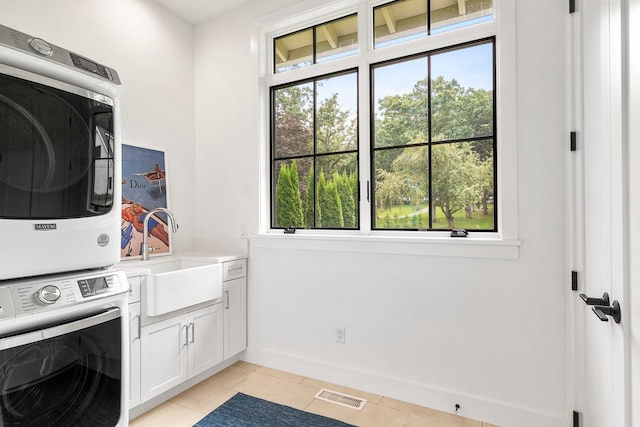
[570,131,577,151]
[573,410,580,427]
[571,271,578,291]
[570,0,576,13]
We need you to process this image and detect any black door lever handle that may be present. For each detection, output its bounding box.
[579,292,610,306]
[592,300,621,324]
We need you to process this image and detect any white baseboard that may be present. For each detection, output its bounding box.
[243,346,566,427]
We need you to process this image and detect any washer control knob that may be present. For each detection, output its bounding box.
[36,285,61,305]
[28,37,54,56]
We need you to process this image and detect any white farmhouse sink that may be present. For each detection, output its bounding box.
[121,256,222,316]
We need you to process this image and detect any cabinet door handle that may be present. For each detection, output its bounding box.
[189,322,195,344]
[225,290,230,309]
[131,314,141,341]
[182,324,188,348]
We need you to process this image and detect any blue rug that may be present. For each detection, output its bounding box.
[193,393,356,427]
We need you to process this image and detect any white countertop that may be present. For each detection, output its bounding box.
[116,251,247,277]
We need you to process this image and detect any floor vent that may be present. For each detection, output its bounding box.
[314,389,367,410]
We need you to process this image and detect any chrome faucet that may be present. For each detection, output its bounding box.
[141,207,178,260]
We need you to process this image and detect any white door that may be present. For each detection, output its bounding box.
[573,0,630,425]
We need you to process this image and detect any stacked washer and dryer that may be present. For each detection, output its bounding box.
[0,24,129,426]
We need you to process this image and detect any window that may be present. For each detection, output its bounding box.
[373,0,494,48]
[274,14,358,73]
[372,39,496,231]
[271,70,359,229]
[268,0,500,234]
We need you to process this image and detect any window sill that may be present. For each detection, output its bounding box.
[250,233,520,260]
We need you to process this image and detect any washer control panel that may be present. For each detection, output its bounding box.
[0,23,121,84]
[0,270,126,320]
[77,275,119,298]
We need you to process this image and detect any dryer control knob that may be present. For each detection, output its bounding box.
[28,37,54,56]
[36,285,61,305]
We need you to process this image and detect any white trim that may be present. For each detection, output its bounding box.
[258,0,519,253]
[243,346,564,427]
[250,233,519,259]
[493,0,518,241]
[628,1,640,425]
[566,0,584,422]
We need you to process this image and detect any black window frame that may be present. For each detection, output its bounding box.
[369,37,497,232]
[270,68,360,230]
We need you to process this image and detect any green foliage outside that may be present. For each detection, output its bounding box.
[275,161,358,229]
[376,202,494,230]
[304,168,315,226]
[275,163,303,228]
[374,74,495,230]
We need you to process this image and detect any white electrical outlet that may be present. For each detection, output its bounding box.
[336,326,346,343]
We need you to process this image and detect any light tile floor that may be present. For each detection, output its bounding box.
[130,361,498,427]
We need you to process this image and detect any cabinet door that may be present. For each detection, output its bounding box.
[129,302,141,408]
[224,277,247,359]
[187,304,223,377]
[140,315,188,402]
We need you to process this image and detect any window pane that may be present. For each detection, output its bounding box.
[373,57,428,148]
[316,15,358,63]
[274,82,314,158]
[316,153,358,229]
[273,158,312,228]
[431,42,494,142]
[431,140,494,230]
[316,72,358,154]
[431,0,493,34]
[373,146,429,229]
[275,28,313,73]
[374,0,427,49]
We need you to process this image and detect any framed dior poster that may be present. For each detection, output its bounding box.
[120,143,172,259]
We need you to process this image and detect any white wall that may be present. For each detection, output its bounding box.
[0,0,197,253]
[194,1,568,426]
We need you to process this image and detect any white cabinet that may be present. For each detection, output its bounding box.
[223,259,247,359]
[128,276,142,409]
[140,314,187,402]
[126,256,247,412]
[140,304,223,402]
[188,303,224,376]
[224,277,246,359]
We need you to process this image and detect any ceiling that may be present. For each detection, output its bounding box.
[153,0,254,24]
